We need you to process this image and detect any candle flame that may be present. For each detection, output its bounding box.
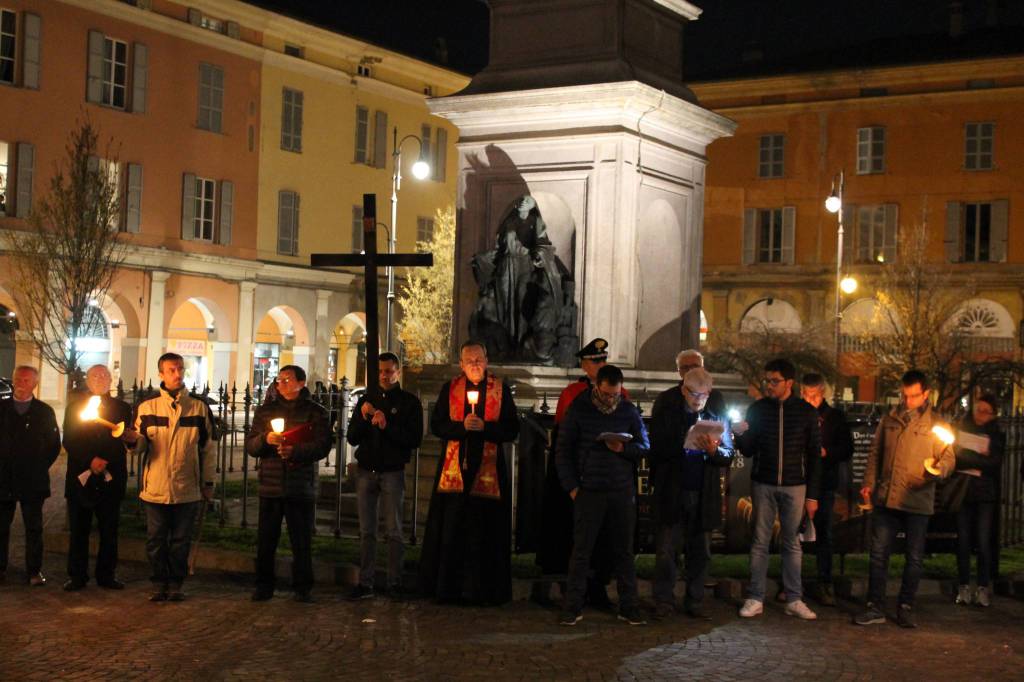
[467,390,480,406]
[931,425,955,446]
[271,418,285,433]
[80,395,101,421]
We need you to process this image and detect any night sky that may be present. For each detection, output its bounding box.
[243,0,1024,80]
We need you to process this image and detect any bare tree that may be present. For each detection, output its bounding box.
[2,119,126,394]
[397,204,455,367]
[705,320,836,395]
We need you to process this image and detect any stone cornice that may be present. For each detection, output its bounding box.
[429,81,736,148]
[651,0,702,20]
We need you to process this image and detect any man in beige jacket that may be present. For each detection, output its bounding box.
[125,353,216,602]
[854,370,955,628]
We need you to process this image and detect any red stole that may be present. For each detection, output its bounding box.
[437,373,503,499]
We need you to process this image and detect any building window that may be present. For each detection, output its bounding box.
[855,204,897,264]
[198,63,224,133]
[758,134,784,178]
[964,122,994,171]
[0,9,15,84]
[281,87,303,152]
[420,124,432,170]
[100,159,122,229]
[757,208,784,263]
[963,203,992,263]
[102,37,128,109]
[200,15,223,33]
[193,176,215,240]
[416,216,434,248]
[284,43,303,58]
[354,106,369,164]
[356,63,372,78]
[277,190,299,255]
[351,205,363,252]
[0,140,9,216]
[856,126,885,174]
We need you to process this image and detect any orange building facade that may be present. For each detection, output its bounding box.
[693,55,1024,402]
[0,0,465,404]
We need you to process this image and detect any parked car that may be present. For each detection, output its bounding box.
[0,376,11,400]
[841,401,884,426]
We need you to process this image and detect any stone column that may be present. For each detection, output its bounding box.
[119,337,145,388]
[234,281,257,390]
[143,270,169,383]
[309,288,333,385]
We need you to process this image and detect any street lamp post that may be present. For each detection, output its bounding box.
[386,127,430,352]
[826,170,850,380]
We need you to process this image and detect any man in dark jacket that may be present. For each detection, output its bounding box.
[855,370,954,628]
[346,352,423,599]
[735,358,821,620]
[62,365,134,591]
[556,364,649,626]
[0,366,60,586]
[246,365,331,602]
[650,367,733,620]
[800,373,853,606]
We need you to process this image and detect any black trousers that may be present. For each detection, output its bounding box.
[812,490,836,583]
[0,497,45,574]
[256,496,315,593]
[144,501,201,588]
[565,489,637,613]
[67,495,121,583]
[653,490,710,606]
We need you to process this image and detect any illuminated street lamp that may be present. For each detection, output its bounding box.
[825,170,847,376]
[840,276,858,295]
[387,127,430,352]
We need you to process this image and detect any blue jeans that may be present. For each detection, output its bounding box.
[356,468,405,588]
[867,506,930,607]
[748,483,805,603]
[956,500,995,587]
[144,501,201,588]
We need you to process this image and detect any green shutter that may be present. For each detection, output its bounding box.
[15,142,35,218]
[126,163,143,233]
[218,180,233,245]
[742,208,755,265]
[182,173,196,240]
[990,199,1008,263]
[132,43,148,113]
[434,127,447,182]
[781,206,796,265]
[373,110,388,169]
[86,30,104,103]
[22,13,41,89]
[945,201,961,263]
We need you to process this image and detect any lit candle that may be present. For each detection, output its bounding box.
[79,395,125,437]
[466,390,480,416]
[271,418,285,433]
[925,425,954,475]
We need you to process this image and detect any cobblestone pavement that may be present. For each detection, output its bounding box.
[1,544,1022,681]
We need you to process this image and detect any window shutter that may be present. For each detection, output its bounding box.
[280,90,291,149]
[15,142,35,218]
[990,199,1008,263]
[294,91,303,151]
[434,127,447,181]
[277,191,292,254]
[855,206,870,263]
[86,30,105,103]
[218,180,233,245]
[373,110,388,169]
[842,203,856,262]
[187,8,202,26]
[291,193,300,254]
[181,173,196,240]
[742,208,755,265]
[354,106,368,164]
[945,201,961,263]
[225,21,240,39]
[781,206,796,265]
[352,205,363,252]
[22,13,41,89]
[132,43,148,113]
[126,163,143,233]
[420,124,432,165]
[882,203,898,263]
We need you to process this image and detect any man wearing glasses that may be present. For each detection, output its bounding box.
[649,366,733,620]
[246,365,332,603]
[735,358,822,620]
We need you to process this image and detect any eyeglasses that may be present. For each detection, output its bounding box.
[276,377,297,385]
[762,377,786,386]
[686,389,709,400]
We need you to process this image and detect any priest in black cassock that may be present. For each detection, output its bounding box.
[418,339,520,605]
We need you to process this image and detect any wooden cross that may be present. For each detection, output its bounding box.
[310,193,433,391]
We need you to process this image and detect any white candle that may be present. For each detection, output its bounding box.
[271,418,285,433]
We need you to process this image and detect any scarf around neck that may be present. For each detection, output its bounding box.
[591,387,622,415]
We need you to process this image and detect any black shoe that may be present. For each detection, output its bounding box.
[617,608,647,626]
[684,601,710,620]
[149,590,169,602]
[29,572,46,587]
[586,588,616,613]
[97,578,125,590]
[167,591,186,602]
[293,591,314,603]
[854,602,885,625]
[387,584,407,601]
[652,602,674,621]
[251,589,274,602]
[63,578,87,592]
[348,584,374,601]
[558,610,583,626]
[896,604,916,629]
[816,583,836,606]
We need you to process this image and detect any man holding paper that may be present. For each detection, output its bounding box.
[62,364,133,591]
[246,365,332,602]
[650,367,732,620]
[556,364,649,626]
[855,370,955,628]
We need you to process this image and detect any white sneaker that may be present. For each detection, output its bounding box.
[976,586,991,607]
[955,584,971,605]
[784,599,818,620]
[739,598,763,618]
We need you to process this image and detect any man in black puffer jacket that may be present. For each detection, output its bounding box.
[735,358,822,621]
[246,365,331,602]
[556,364,649,627]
